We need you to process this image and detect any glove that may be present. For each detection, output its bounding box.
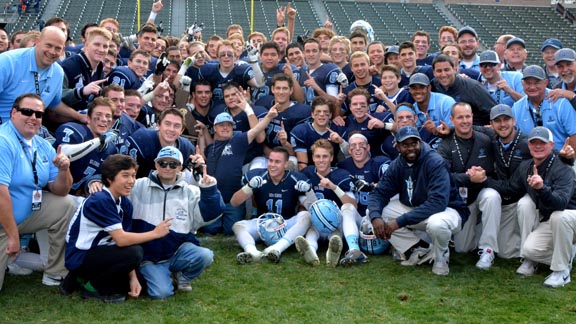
[185,103,195,112]
[246,41,259,63]
[154,52,170,76]
[337,72,349,88]
[296,30,309,47]
[186,22,204,42]
[101,131,119,149]
[349,175,374,193]
[179,56,192,75]
[294,180,311,193]
[248,176,266,189]
[179,76,191,92]
[137,75,155,96]
[120,33,137,51]
[156,21,164,35]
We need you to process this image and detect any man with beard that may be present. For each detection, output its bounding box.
[457,26,480,71]
[547,48,576,107]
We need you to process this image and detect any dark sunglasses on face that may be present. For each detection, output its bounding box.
[480,63,497,68]
[158,160,181,169]
[15,107,44,118]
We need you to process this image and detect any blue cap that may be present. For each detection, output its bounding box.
[528,127,554,143]
[479,50,500,64]
[408,73,430,87]
[155,146,183,164]
[395,126,421,143]
[506,37,525,49]
[522,65,546,81]
[457,26,477,39]
[540,38,563,52]
[214,112,235,125]
[554,48,576,65]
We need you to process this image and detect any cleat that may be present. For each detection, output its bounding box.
[516,259,537,277]
[264,248,281,263]
[543,269,571,288]
[294,236,320,266]
[236,251,263,265]
[401,247,433,266]
[339,249,369,267]
[432,249,450,276]
[475,247,495,270]
[326,235,343,268]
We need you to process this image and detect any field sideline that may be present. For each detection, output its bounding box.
[1,234,575,324]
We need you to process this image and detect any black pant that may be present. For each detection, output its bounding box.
[73,245,143,295]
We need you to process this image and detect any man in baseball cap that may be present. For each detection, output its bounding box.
[540,38,563,88]
[457,26,480,71]
[479,50,524,107]
[548,48,576,107]
[503,37,527,72]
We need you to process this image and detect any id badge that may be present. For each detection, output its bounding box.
[458,187,468,203]
[32,189,42,211]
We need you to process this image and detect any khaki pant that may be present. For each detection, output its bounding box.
[0,192,76,291]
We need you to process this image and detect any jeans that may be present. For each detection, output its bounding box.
[139,242,213,299]
[202,202,245,235]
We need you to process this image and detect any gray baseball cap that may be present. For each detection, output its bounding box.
[522,65,546,81]
[457,26,477,39]
[527,127,554,143]
[554,48,576,65]
[479,50,500,65]
[490,104,513,120]
[408,73,430,87]
[506,37,525,49]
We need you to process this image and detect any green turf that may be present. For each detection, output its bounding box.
[1,235,575,324]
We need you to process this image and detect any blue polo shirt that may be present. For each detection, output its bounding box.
[0,121,58,224]
[0,47,63,123]
[512,90,576,150]
[482,71,524,107]
[413,92,455,128]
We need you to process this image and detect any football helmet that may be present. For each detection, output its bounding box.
[350,20,375,43]
[310,199,342,233]
[257,213,287,246]
[359,216,389,255]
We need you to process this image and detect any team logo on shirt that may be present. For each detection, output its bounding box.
[478,148,486,159]
[222,144,233,156]
[405,176,414,204]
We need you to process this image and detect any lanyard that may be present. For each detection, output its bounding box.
[33,72,41,95]
[531,154,556,179]
[17,137,39,188]
[527,101,543,127]
[497,130,520,168]
[453,133,472,169]
[484,79,503,104]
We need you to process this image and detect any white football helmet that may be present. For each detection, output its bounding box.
[359,216,389,255]
[350,20,375,43]
[257,213,287,246]
[310,199,342,233]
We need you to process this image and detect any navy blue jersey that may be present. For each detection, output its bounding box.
[59,51,106,111]
[383,87,414,110]
[253,100,311,148]
[342,77,383,114]
[400,66,434,88]
[345,111,394,157]
[107,66,143,90]
[251,63,301,102]
[184,65,202,92]
[136,104,157,129]
[302,166,354,207]
[65,189,133,270]
[53,123,118,193]
[342,63,354,84]
[120,128,195,178]
[199,63,255,104]
[205,132,250,202]
[290,122,347,167]
[337,156,391,215]
[110,113,142,147]
[299,63,341,105]
[243,168,309,218]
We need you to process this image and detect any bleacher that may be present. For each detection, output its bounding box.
[447,4,576,65]
[3,0,576,66]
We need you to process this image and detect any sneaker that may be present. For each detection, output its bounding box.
[326,235,343,268]
[81,287,126,303]
[543,269,571,288]
[475,247,495,270]
[42,273,64,286]
[400,247,433,267]
[7,263,33,276]
[176,273,192,292]
[294,236,320,266]
[432,249,450,276]
[236,251,264,265]
[264,248,281,263]
[516,259,538,277]
[339,249,369,267]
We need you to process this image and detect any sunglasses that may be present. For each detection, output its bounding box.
[15,107,44,118]
[219,52,234,58]
[480,63,497,68]
[157,160,181,169]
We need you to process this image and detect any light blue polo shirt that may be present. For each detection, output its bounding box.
[0,121,58,224]
[0,47,63,123]
[512,89,576,150]
[483,71,525,107]
[413,91,455,128]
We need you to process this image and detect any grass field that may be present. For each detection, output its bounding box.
[1,235,575,324]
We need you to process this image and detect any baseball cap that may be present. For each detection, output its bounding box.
[408,73,430,87]
[527,127,554,143]
[155,146,183,164]
[395,126,422,143]
[506,37,525,49]
[490,104,513,120]
[479,50,500,64]
[540,38,562,52]
[554,48,576,65]
[457,26,477,39]
[214,112,235,125]
[385,45,399,55]
[522,65,546,80]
